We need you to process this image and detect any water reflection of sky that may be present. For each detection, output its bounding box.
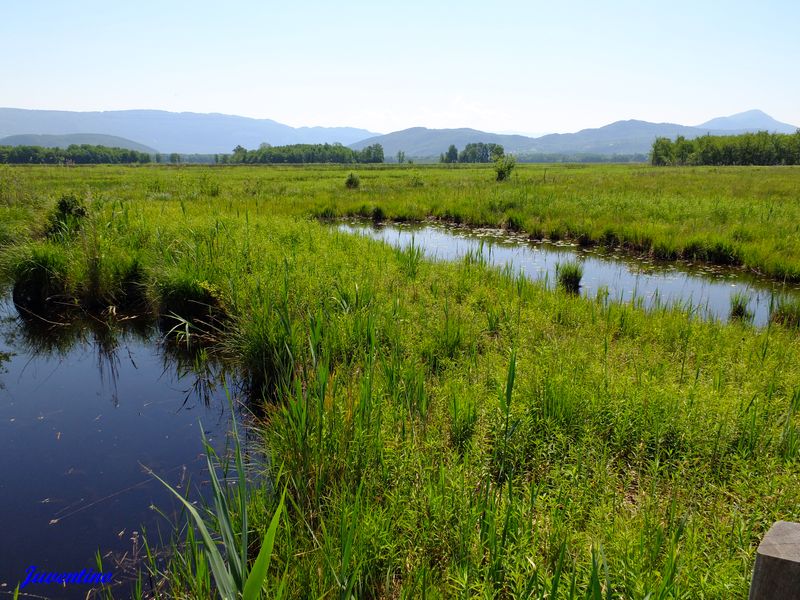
[0,294,238,598]
[340,222,799,327]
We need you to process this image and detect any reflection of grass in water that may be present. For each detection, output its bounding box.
[159,338,236,408]
[0,350,10,390]
[7,300,236,408]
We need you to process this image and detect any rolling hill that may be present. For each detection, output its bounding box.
[0,133,157,153]
[1,108,796,159]
[0,108,379,154]
[351,110,799,158]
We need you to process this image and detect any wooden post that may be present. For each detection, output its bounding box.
[750,521,800,599]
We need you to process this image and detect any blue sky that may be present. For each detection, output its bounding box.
[1,0,798,134]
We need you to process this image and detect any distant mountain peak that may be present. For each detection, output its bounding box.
[696,110,797,133]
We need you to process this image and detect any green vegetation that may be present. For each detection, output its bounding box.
[651,131,800,166]
[441,142,505,164]
[1,164,799,597]
[495,154,517,181]
[556,260,583,294]
[150,408,287,599]
[729,291,754,324]
[771,296,800,329]
[229,142,384,164]
[0,144,152,164]
[516,152,648,163]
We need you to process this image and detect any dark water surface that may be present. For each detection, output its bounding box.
[340,221,800,326]
[0,292,240,598]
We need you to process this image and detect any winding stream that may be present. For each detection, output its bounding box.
[339,221,800,327]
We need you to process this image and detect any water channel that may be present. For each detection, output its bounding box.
[340,221,800,327]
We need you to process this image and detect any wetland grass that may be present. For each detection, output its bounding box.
[556,260,584,294]
[771,296,800,328]
[1,164,799,597]
[729,291,754,323]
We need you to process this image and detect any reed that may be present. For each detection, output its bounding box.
[729,291,754,323]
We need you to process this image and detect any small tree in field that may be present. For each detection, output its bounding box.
[494,155,516,181]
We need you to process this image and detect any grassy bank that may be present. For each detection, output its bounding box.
[1,164,800,597]
[3,163,800,281]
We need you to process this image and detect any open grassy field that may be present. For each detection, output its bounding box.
[4,163,800,281]
[1,164,800,598]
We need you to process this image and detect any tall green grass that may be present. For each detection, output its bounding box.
[556,260,584,294]
[1,164,800,597]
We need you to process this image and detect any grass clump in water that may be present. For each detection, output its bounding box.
[729,291,754,323]
[8,243,70,310]
[556,260,583,294]
[771,296,800,328]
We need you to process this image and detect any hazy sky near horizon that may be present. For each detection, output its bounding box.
[1,1,798,134]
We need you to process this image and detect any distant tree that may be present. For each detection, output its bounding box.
[0,144,150,165]
[396,150,406,164]
[650,137,673,166]
[223,142,385,164]
[169,153,181,164]
[459,143,504,163]
[673,136,692,165]
[358,143,384,163]
[650,130,800,166]
[444,144,458,164]
[231,145,248,163]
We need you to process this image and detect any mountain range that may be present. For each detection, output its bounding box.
[0,108,377,154]
[0,108,796,158]
[351,110,799,158]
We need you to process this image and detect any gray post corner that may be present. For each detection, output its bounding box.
[750,521,800,600]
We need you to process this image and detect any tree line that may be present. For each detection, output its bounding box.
[0,142,387,165]
[515,152,647,163]
[0,144,152,164]
[227,143,384,164]
[651,130,800,166]
[440,142,505,164]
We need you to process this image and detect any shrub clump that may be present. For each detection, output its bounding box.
[494,155,516,182]
[345,172,360,189]
[46,194,87,238]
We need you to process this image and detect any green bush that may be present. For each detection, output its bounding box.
[345,172,360,189]
[494,155,516,182]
